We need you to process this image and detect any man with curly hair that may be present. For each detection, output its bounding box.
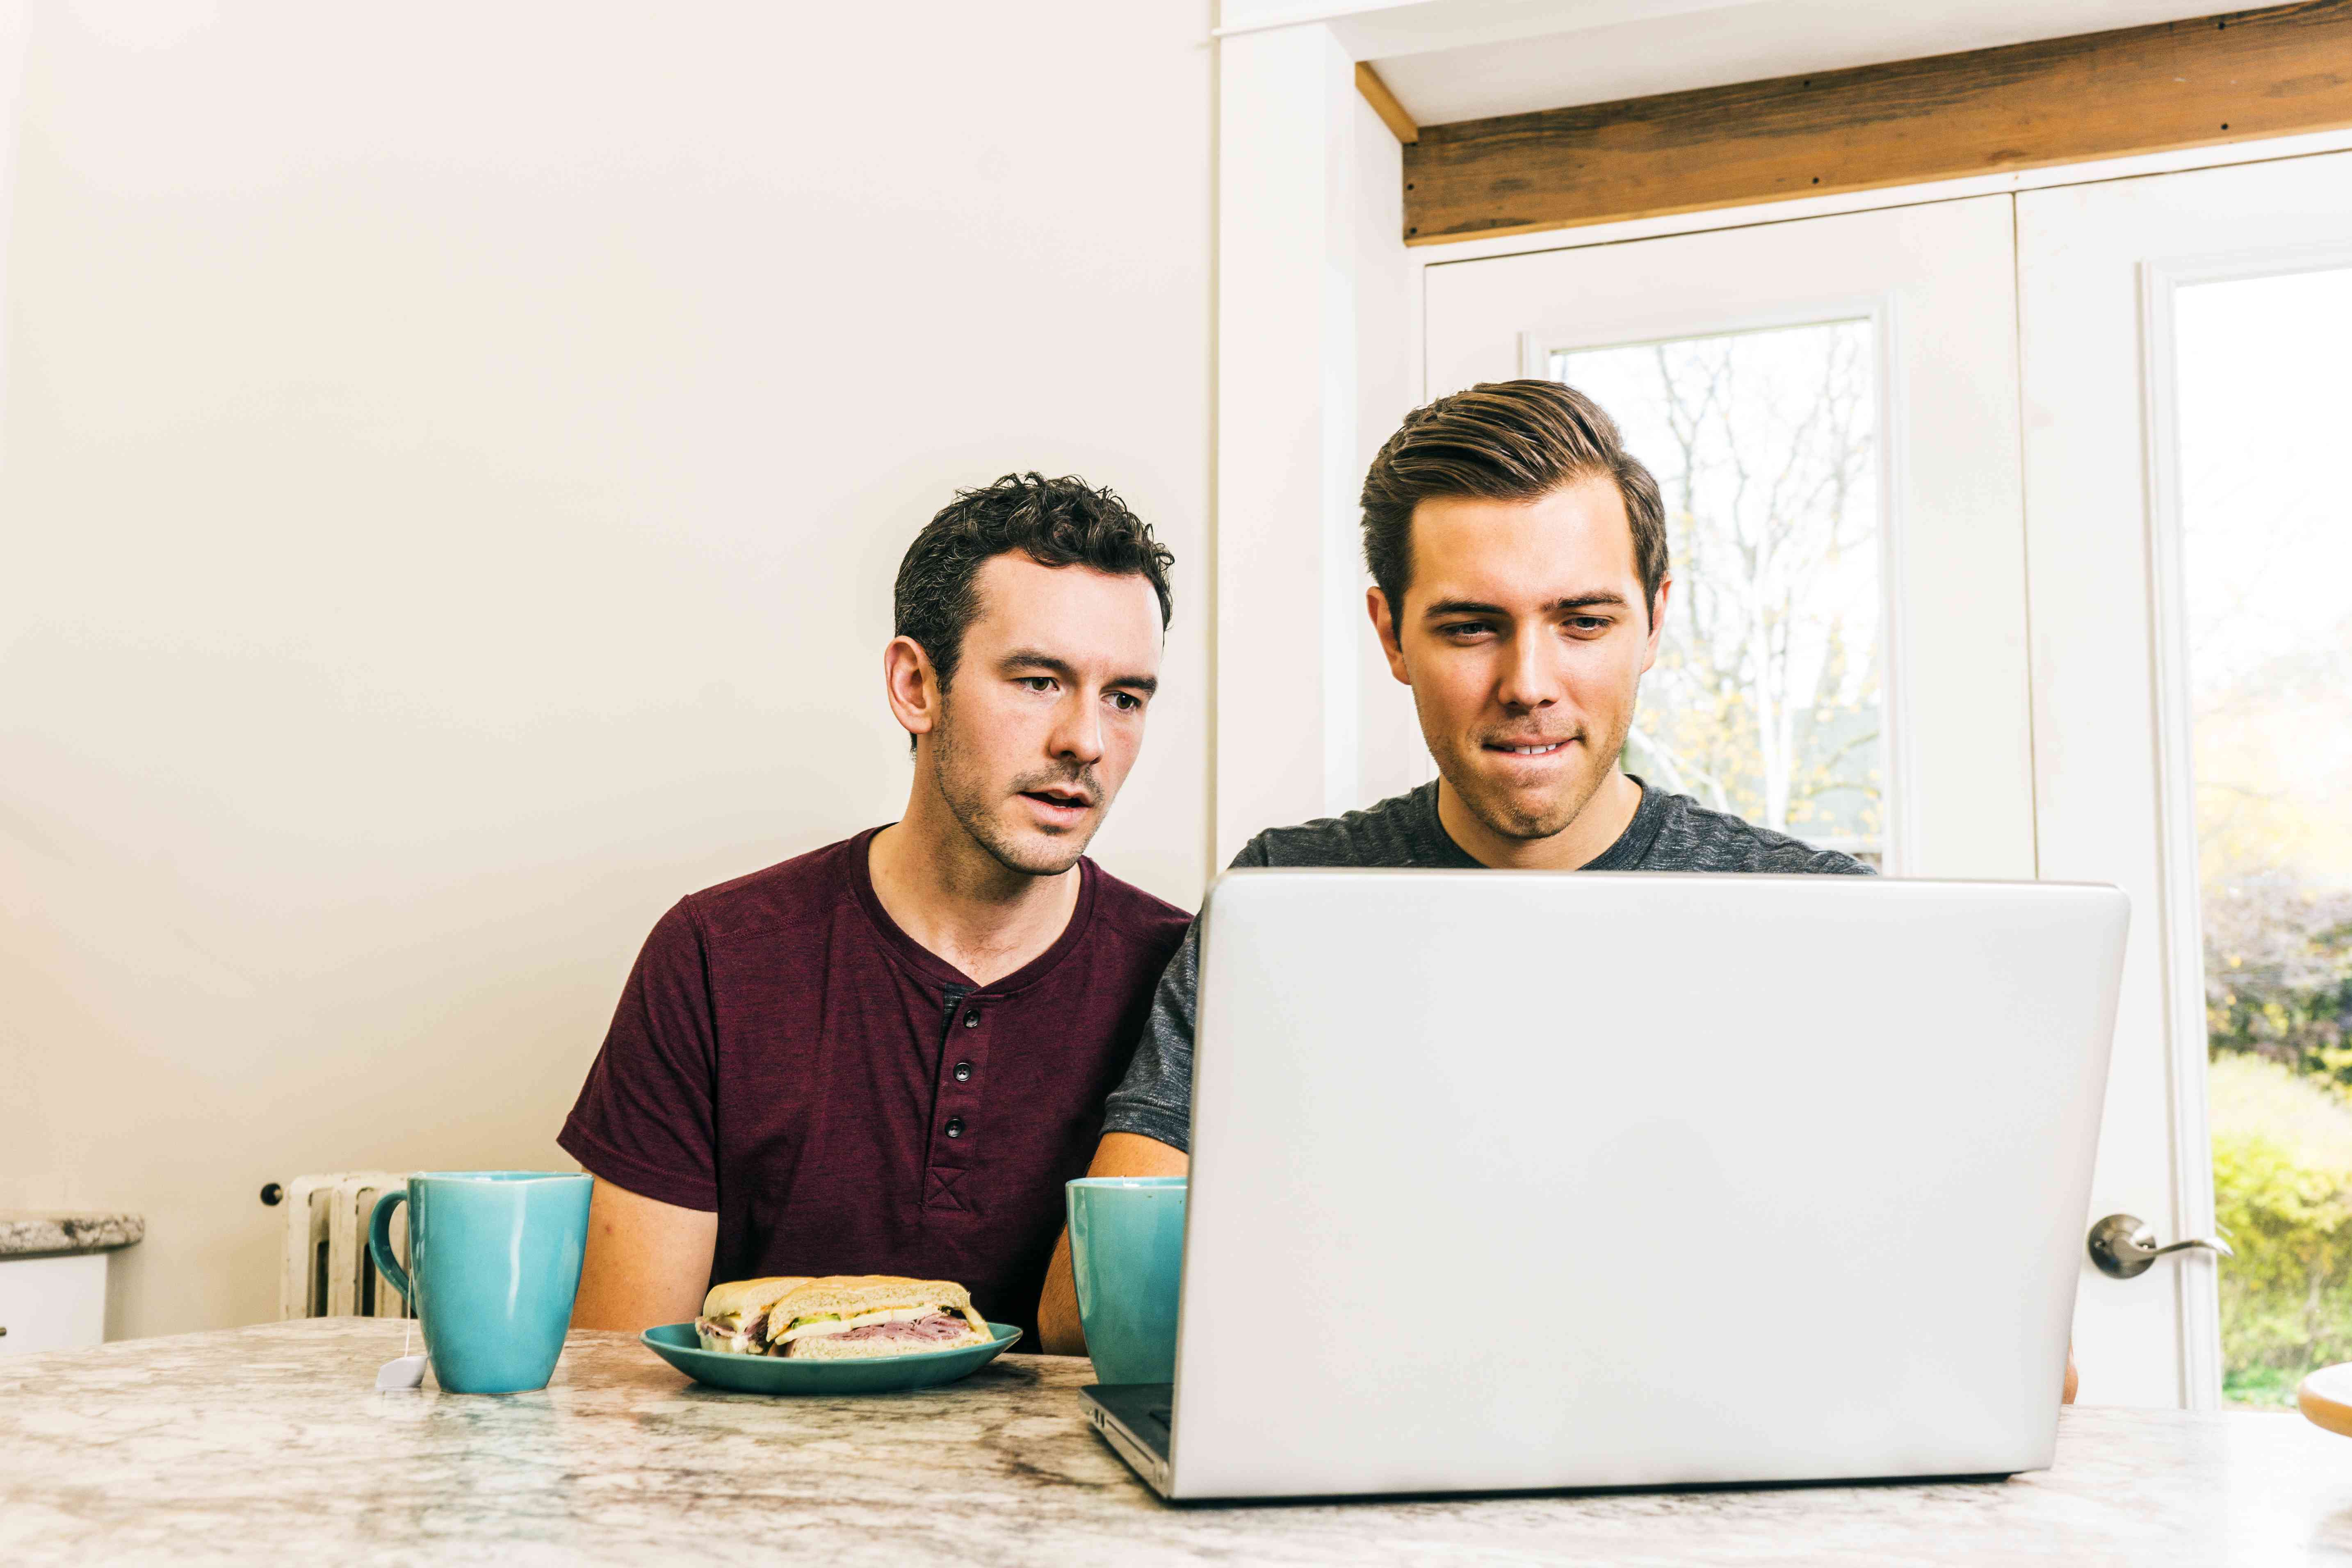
[563,475,1189,1344]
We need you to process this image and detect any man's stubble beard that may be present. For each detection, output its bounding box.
[1416,683,1638,844]
[927,697,1104,879]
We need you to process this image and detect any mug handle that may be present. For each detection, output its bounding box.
[368,1189,412,1306]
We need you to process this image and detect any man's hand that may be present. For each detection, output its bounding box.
[570,1177,719,1331]
[1036,1132,1188,1355]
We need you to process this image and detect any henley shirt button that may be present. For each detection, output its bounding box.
[953,1061,973,1082]
[963,1009,981,1029]
[944,1116,965,1139]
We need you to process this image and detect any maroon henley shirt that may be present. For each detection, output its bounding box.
[558,829,1190,1344]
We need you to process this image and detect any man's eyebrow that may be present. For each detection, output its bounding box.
[999,649,1077,677]
[998,649,1159,696]
[1420,598,1506,619]
[1420,592,1629,619]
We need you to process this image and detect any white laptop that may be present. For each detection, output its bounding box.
[1081,869,2128,1502]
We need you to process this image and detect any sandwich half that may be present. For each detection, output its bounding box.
[695,1276,812,1354]
[694,1274,991,1359]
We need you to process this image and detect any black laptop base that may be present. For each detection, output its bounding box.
[1079,1383,1175,1496]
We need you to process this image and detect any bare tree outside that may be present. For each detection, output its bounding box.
[1554,320,1884,861]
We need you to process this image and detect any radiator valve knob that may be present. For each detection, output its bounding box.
[259,1182,285,1207]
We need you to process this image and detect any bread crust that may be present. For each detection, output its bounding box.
[699,1275,814,1322]
[763,1275,983,1332]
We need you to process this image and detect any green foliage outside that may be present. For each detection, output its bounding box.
[2213,1104,2352,1404]
[2207,872,2352,1405]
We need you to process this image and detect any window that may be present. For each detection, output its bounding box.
[2177,265,2352,1406]
[1552,321,1885,863]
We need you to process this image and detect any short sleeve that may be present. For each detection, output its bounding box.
[1098,833,1273,1155]
[1099,921,1202,1153]
[557,899,721,1211]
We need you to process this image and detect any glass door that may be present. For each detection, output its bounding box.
[2020,150,2352,1407]
[2181,268,2352,1406]
[1424,196,2037,881]
[1554,320,1887,866]
[1428,167,2352,1408]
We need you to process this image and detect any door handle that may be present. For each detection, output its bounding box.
[2087,1213,2234,1279]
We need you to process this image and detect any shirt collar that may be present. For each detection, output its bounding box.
[1418,774,1660,870]
[843,825,1100,996]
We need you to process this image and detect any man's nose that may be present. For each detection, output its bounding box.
[1495,630,1562,712]
[1050,693,1107,765]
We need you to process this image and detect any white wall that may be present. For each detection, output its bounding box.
[1211,28,1429,859]
[0,6,24,430]
[0,1,1213,1338]
[1212,22,1359,860]
[1350,91,1427,805]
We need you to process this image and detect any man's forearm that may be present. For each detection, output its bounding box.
[1036,1132,1189,1355]
[1037,1226,1087,1356]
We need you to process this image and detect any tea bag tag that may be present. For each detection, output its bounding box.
[377,1324,427,1391]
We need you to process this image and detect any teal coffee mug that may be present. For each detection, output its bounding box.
[368,1171,592,1394]
[1067,1175,1186,1386]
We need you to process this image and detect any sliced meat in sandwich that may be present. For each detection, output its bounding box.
[769,1276,992,1359]
[695,1276,812,1354]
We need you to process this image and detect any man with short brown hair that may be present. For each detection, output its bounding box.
[1034,379,1871,1346]
[564,473,1189,1342]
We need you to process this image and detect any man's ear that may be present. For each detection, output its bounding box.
[1640,577,1672,676]
[1366,586,1412,687]
[883,635,941,744]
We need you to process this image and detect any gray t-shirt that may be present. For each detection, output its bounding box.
[1100,777,1872,1153]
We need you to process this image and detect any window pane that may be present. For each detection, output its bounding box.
[2178,267,2352,1408]
[1551,321,1884,864]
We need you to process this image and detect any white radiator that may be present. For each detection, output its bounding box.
[278,1173,414,1320]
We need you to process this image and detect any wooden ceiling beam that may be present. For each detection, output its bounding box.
[1356,62,1420,144]
[1402,0,2352,244]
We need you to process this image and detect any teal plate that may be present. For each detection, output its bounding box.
[639,1321,1022,1395]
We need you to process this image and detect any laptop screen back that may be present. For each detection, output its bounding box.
[1167,870,2126,1501]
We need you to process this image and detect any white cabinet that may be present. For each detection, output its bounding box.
[0,1253,110,1353]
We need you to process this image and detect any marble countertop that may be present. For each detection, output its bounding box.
[0,1210,143,1257]
[2,1318,2347,1567]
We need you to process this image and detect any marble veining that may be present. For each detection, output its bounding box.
[0,1210,143,1257]
[2,1318,2347,1566]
